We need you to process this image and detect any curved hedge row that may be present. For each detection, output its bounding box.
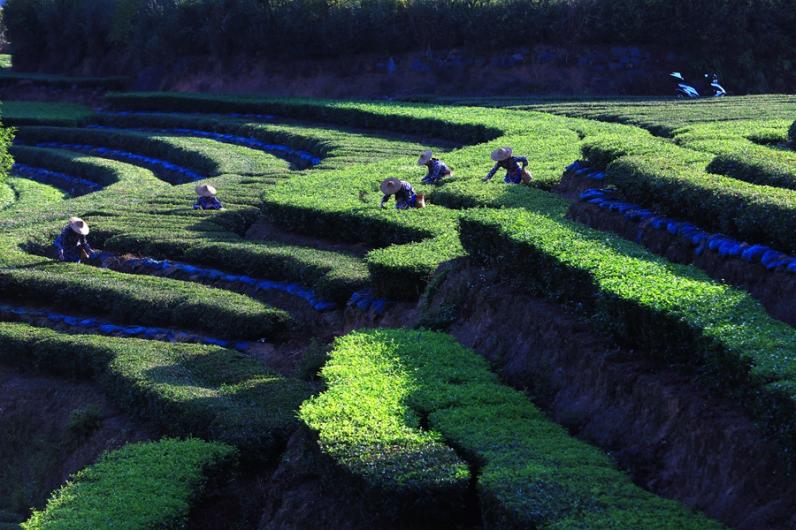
[609,155,796,254]
[0,322,312,461]
[12,163,103,196]
[0,263,292,340]
[0,177,67,216]
[673,120,796,191]
[707,152,796,191]
[581,129,796,254]
[0,101,93,127]
[0,181,14,210]
[459,208,796,453]
[102,237,370,304]
[15,125,288,180]
[106,93,503,146]
[91,109,456,174]
[24,439,236,530]
[300,331,470,515]
[302,329,722,529]
[528,96,796,137]
[9,145,165,192]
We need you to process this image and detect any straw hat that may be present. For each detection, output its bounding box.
[196,184,217,197]
[491,147,513,162]
[380,177,402,195]
[417,150,433,166]
[68,217,89,236]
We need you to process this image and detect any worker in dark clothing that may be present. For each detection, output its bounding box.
[418,150,452,185]
[380,177,426,210]
[483,147,531,184]
[54,217,95,263]
[194,184,223,210]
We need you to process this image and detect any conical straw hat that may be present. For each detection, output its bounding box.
[491,147,513,162]
[68,217,89,235]
[380,177,402,195]
[196,184,217,197]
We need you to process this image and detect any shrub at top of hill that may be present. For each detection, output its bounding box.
[5,0,796,92]
[789,119,796,147]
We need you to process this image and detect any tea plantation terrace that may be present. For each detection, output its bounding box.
[1,94,794,528]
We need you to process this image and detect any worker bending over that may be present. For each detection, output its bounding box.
[54,217,95,263]
[380,178,426,210]
[194,184,223,210]
[483,147,532,184]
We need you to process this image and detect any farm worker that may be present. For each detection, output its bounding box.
[380,177,426,210]
[482,147,532,184]
[54,217,95,263]
[194,184,223,210]
[418,150,451,185]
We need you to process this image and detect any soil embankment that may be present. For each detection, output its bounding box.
[402,262,796,530]
[0,367,153,521]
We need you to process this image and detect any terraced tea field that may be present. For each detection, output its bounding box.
[0,93,794,529]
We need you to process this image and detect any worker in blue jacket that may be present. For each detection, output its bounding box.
[418,150,452,185]
[54,217,95,263]
[483,147,531,184]
[380,177,426,210]
[194,184,223,210]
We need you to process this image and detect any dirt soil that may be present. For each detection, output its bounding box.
[0,366,153,519]
[405,262,796,529]
[188,427,477,530]
[0,84,107,107]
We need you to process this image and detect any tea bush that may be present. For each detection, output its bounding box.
[672,120,796,190]
[1,94,794,526]
[23,439,236,529]
[0,263,293,340]
[580,127,796,253]
[101,237,371,304]
[0,101,93,127]
[608,156,796,254]
[459,208,796,451]
[0,123,13,188]
[303,329,722,528]
[15,126,286,179]
[527,95,796,136]
[0,182,14,210]
[1,177,67,213]
[0,321,312,459]
[9,145,163,191]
